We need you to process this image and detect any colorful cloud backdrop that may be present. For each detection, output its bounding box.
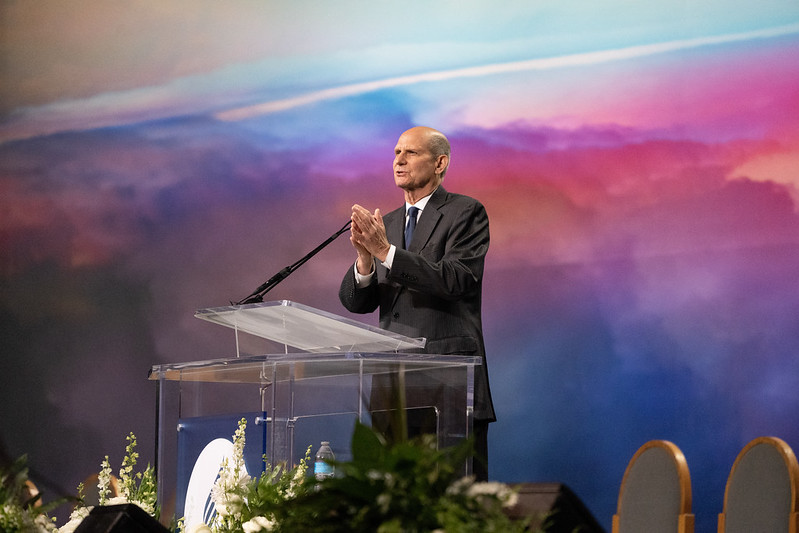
[2,1,799,530]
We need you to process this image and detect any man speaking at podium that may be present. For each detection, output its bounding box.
[339,126,495,480]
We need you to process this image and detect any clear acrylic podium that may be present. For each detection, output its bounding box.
[149,301,480,523]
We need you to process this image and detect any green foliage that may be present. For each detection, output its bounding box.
[119,433,140,499]
[112,433,158,515]
[262,422,537,533]
[203,419,312,533]
[63,432,159,533]
[188,417,539,532]
[1,456,35,509]
[243,445,311,518]
[0,455,61,532]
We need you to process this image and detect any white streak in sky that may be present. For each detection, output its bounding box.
[215,23,799,121]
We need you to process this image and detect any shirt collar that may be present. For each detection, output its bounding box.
[406,189,435,213]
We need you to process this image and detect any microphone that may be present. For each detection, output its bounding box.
[234,219,352,305]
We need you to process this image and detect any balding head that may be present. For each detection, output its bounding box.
[393,127,451,203]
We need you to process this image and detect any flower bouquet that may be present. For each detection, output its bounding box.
[188,418,539,533]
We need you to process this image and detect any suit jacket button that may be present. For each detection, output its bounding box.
[393,312,400,319]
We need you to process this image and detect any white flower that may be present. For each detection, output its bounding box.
[97,456,112,506]
[186,523,213,533]
[209,418,252,521]
[131,499,156,516]
[100,497,156,517]
[466,481,504,496]
[242,515,275,533]
[59,506,92,533]
[215,492,246,517]
[376,492,392,513]
[58,516,88,533]
[290,462,306,485]
[446,476,474,495]
[34,513,58,532]
[466,481,519,508]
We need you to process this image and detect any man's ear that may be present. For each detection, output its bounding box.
[436,154,449,175]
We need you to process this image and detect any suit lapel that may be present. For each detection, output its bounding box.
[386,187,447,311]
[386,208,406,310]
[407,186,447,253]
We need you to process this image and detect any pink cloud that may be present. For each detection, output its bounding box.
[453,36,799,144]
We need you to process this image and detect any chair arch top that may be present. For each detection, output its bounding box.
[617,439,692,517]
[722,436,799,517]
[613,439,695,533]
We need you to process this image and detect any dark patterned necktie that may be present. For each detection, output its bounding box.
[405,206,419,249]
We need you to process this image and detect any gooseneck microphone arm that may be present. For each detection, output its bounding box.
[235,219,352,305]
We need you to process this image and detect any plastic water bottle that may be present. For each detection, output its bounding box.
[314,441,335,480]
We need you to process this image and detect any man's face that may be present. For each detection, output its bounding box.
[393,129,443,195]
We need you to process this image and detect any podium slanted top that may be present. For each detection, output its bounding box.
[194,300,426,353]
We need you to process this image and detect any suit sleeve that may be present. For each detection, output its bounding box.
[339,262,380,314]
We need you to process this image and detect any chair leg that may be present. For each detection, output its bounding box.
[678,513,695,533]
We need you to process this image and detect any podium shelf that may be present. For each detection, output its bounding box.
[194,300,426,353]
[149,352,482,384]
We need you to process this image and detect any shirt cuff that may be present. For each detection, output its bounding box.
[354,260,375,287]
[382,244,396,270]
[353,245,396,287]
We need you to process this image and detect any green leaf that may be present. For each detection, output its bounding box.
[349,421,385,467]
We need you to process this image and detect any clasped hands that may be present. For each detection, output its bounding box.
[350,204,391,275]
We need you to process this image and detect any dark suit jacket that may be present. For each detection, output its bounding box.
[339,186,495,421]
